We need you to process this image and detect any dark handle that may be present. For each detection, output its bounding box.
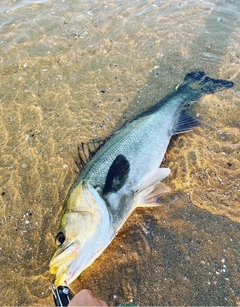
[52,285,75,307]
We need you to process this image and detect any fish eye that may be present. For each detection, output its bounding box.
[55,231,65,246]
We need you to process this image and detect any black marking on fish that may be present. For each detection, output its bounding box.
[103,155,130,194]
[173,109,200,135]
[75,140,107,174]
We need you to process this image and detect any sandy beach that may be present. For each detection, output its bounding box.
[0,0,239,305]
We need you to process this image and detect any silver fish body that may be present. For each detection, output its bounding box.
[50,71,234,286]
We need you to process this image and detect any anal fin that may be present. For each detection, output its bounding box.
[173,109,200,135]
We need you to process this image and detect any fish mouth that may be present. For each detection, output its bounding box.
[49,240,80,285]
[54,241,75,258]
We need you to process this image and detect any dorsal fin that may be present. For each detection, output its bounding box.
[103,155,130,194]
[75,140,107,174]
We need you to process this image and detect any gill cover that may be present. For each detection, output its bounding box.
[49,180,114,286]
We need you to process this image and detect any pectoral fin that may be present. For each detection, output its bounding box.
[134,168,171,206]
[103,155,130,194]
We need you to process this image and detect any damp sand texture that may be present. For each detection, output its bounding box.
[0,0,240,306]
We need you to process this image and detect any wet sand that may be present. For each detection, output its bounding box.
[0,0,240,305]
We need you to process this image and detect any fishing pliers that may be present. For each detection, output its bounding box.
[51,284,75,307]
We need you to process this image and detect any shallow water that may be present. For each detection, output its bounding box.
[0,0,240,305]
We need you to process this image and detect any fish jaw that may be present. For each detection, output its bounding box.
[49,240,81,286]
[49,180,115,286]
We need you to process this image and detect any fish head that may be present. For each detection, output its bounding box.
[49,180,113,286]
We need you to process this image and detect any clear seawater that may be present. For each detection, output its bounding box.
[0,0,239,305]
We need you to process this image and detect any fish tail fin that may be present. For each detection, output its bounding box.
[183,71,234,94]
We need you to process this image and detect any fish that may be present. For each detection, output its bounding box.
[49,71,234,286]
